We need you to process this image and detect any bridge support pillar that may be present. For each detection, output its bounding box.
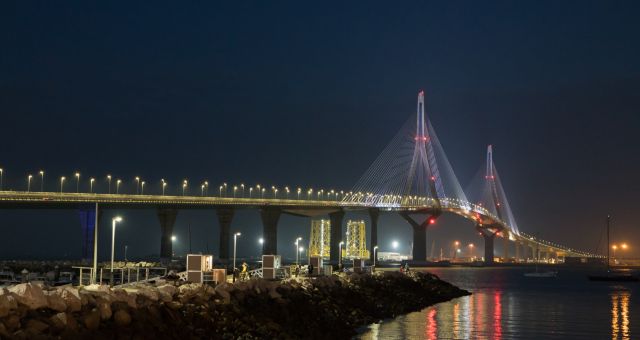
[157,207,178,264]
[260,207,281,255]
[478,227,499,265]
[79,206,102,264]
[399,212,437,262]
[329,210,345,263]
[216,207,235,260]
[503,236,509,262]
[515,242,521,262]
[369,208,379,263]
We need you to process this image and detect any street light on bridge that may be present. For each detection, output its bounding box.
[110,216,123,278]
[141,181,145,194]
[39,171,44,192]
[240,183,244,197]
[90,178,95,193]
[233,185,238,198]
[116,179,122,194]
[261,188,265,198]
[27,174,32,192]
[201,184,205,196]
[107,175,112,194]
[60,176,66,193]
[0,168,3,190]
[249,187,253,198]
[75,172,80,193]
[135,177,140,194]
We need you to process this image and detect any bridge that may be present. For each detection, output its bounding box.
[0,91,598,273]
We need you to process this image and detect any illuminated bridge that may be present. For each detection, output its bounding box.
[0,91,598,265]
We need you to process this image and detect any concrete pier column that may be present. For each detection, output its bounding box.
[216,207,235,260]
[157,207,178,264]
[399,212,436,262]
[79,206,102,264]
[515,242,520,262]
[369,208,379,263]
[483,233,496,265]
[260,207,281,255]
[503,236,509,262]
[329,210,345,262]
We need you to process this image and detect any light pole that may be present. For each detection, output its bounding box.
[110,216,123,278]
[74,172,80,193]
[219,185,223,197]
[233,232,241,282]
[0,168,3,190]
[295,237,302,265]
[182,183,187,196]
[161,179,166,195]
[233,186,237,198]
[339,241,344,267]
[468,243,475,259]
[60,176,66,193]
[204,181,209,196]
[171,235,177,257]
[27,174,32,192]
[39,171,44,192]
[135,177,140,194]
[261,188,265,198]
[201,184,205,196]
[249,187,253,198]
[240,183,245,197]
[116,179,121,194]
[90,178,95,193]
[373,246,379,271]
[107,175,112,194]
[297,188,301,200]
[141,181,145,195]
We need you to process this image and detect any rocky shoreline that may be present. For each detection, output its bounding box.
[0,271,469,339]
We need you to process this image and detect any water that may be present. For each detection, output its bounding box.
[358,267,640,339]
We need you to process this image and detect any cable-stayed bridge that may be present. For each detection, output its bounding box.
[0,91,598,265]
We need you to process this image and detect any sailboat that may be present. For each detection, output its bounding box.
[588,215,638,282]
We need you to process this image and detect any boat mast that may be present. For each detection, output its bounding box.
[607,214,610,271]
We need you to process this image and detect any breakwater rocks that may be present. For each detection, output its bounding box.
[0,271,469,339]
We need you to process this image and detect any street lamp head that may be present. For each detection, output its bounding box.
[39,171,44,175]
[113,216,123,222]
[171,235,177,241]
[299,247,304,252]
[235,232,242,236]
[374,246,379,250]
[75,172,80,177]
[339,241,344,246]
[621,243,628,250]
[259,238,264,244]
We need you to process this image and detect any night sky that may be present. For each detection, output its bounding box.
[1,1,639,260]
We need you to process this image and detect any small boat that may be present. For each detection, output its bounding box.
[587,215,639,282]
[525,271,558,278]
[588,272,639,282]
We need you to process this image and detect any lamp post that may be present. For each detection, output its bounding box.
[373,246,379,271]
[339,241,344,268]
[141,181,145,195]
[468,243,475,260]
[182,183,187,196]
[233,232,241,282]
[233,186,237,198]
[204,181,209,196]
[107,175,112,194]
[75,172,80,193]
[249,187,253,198]
[110,216,123,280]
[161,179,166,195]
[116,179,121,194]
[90,178,95,193]
[60,176,66,193]
[39,171,44,192]
[240,183,245,197]
[295,237,302,265]
[0,168,3,190]
[27,174,32,192]
[135,177,140,194]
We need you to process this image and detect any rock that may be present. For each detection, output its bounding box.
[0,289,18,317]
[157,284,177,302]
[96,297,112,320]
[26,319,49,333]
[84,284,111,293]
[49,312,68,330]
[214,284,231,304]
[45,291,67,312]
[8,283,48,310]
[84,308,101,331]
[113,309,132,327]
[58,287,82,312]
[137,287,159,302]
[0,322,8,338]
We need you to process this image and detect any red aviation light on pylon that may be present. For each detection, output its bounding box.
[429,218,436,225]
[430,176,435,181]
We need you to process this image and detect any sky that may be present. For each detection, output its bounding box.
[0,1,639,260]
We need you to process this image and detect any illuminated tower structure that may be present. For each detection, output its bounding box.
[309,219,331,258]
[344,220,369,259]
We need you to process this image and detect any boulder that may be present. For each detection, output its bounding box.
[45,291,67,312]
[157,284,177,298]
[96,297,112,320]
[83,308,101,331]
[49,312,68,330]
[25,319,49,333]
[58,287,82,312]
[0,289,18,317]
[8,283,47,310]
[136,287,159,302]
[113,309,132,327]
[214,284,231,304]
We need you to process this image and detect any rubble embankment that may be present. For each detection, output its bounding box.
[0,271,469,339]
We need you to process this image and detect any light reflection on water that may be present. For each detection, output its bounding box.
[358,268,638,340]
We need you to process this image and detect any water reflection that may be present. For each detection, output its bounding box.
[611,290,630,340]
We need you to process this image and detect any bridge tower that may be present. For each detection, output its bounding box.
[477,145,504,265]
[400,91,442,262]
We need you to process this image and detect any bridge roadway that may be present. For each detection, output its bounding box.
[0,190,595,263]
